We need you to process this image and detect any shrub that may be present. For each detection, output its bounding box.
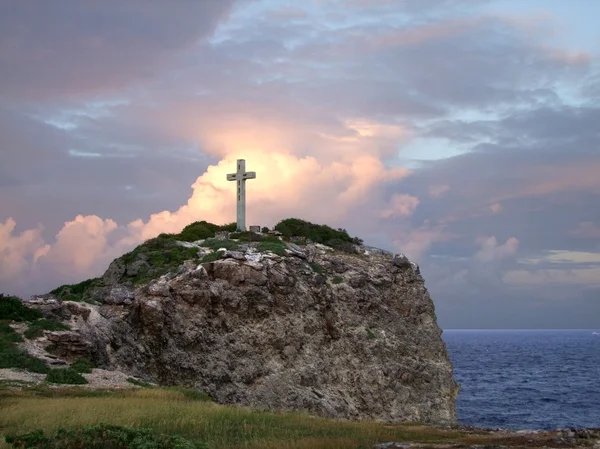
[46,368,88,385]
[5,423,207,449]
[120,239,200,285]
[309,262,324,275]
[332,276,344,284]
[0,346,49,373]
[0,294,43,321]
[261,226,269,233]
[200,252,224,263]
[325,238,359,254]
[49,278,101,303]
[0,320,49,373]
[178,221,220,242]
[0,320,24,346]
[262,235,282,243]
[70,359,94,374]
[257,241,287,256]
[274,218,356,246]
[24,319,70,339]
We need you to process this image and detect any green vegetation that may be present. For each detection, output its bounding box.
[229,231,263,242]
[274,218,363,249]
[0,346,50,374]
[70,359,94,374]
[24,319,70,340]
[0,314,49,374]
[309,262,324,275]
[199,238,239,251]
[49,278,102,303]
[0,386,542,449]
[200,252,224,264]
[5,423,207,449]
[257,240,287,256]
[366,329,377,340]
[0,321,23,344]
[45,368,88,385]
[332,276,344,284]
[178,220,236,242]
[45,217,367,296]
[120,235,200,285]
[0,295,43,322]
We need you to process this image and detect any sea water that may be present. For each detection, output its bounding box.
[443,329,600,430]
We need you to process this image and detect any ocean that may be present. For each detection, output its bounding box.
[442,329,600,430]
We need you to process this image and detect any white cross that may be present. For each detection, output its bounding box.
[226,159,256,232]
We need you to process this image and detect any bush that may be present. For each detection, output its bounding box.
[24,319,70,339]
[5,423,207,449]
[332,276,344,284]
[309,262,324,275]
[0,294,43,321]
[200,252,224,263]
[70,359,94,374]
[0,346,50,373]
[49,278,101,303]
[178,221,220,242]
[0,320,49,373]
[0,320,24,346]
[274,218,360,247]
[46,368,88,385]
[257,241,287,256]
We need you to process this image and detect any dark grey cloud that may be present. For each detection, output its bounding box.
[0,0,234,101]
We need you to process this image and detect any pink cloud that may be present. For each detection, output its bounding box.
[380,194,420,218]
[392,220,456,262]
[0,218,47,284]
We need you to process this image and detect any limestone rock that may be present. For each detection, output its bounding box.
[35,243,458,424]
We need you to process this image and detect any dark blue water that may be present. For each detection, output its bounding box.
[443,330,600,430]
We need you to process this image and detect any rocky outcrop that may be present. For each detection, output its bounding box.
[34,241,458,424]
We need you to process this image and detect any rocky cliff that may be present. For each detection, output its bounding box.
[33,234,458,424]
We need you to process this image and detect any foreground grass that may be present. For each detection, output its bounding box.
[0,387,561,449]
[0,387,468,449]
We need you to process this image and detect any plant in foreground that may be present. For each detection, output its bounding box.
[45,368,88,385]
[5,423,207,449]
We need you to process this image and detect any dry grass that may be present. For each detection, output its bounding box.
[0,387,558,449]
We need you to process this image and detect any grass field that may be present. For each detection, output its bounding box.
[0,385,558,449]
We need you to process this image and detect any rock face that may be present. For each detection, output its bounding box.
[36,242,458,424]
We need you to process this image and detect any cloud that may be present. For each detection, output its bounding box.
[428,185,450,198]
[474,236,519,263]
[0,1,235,101]
[0,218,47,284]
[570,221,600,238]
[380,194,420,218]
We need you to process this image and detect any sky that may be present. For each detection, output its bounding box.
[1,0,599,329]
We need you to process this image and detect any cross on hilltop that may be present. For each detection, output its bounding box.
[226,159,256,232]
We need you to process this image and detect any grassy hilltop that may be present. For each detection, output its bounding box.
[48,218,363,303]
